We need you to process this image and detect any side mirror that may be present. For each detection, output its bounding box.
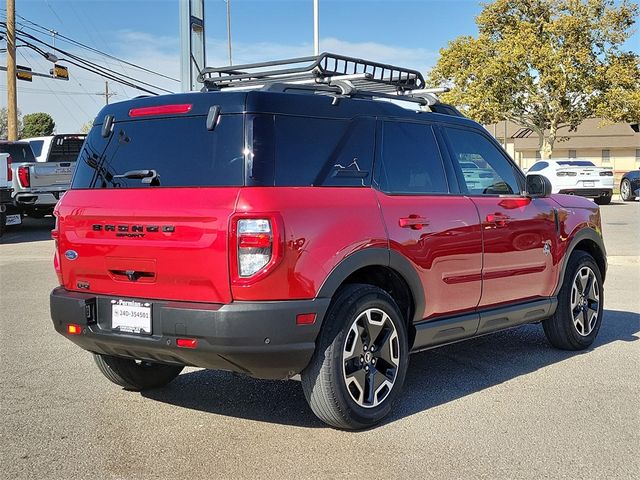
[526,174,552,198]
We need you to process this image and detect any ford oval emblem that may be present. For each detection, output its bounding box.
[65,250,78,261]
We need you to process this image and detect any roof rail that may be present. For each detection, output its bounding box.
[198,52,425,94]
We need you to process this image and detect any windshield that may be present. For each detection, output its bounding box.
[72,115,244,189]
[557,160,595,167]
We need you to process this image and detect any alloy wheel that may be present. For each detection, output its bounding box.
[621,180,630,199]
[570,266,600,336]
[342,308,400,408]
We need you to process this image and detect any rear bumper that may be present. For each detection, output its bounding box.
[50,287,330,379]
[14,191,62,207]
[557,188,612,198]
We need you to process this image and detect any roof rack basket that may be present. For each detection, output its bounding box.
[198,52,426,94]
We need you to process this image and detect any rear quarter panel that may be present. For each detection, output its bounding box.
[233,187,387,301]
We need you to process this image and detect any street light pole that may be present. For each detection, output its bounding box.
[6,0,18,140]
[226,0,232,65]
[313,0,319,56]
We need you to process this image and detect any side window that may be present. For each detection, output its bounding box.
[258,116,374,187]
[445,127,521,195]
[376,122,448,194]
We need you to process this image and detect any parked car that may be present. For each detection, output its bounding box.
[24,134,86,163]
[527,159,614,204]
[459,160,498,192]
[49,53,607,430]
[0,152,14,236]
[1,140,75,218]
[620,170,640,201]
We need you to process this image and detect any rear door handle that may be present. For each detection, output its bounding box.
[486,213,511,227]
[399,215,429,230]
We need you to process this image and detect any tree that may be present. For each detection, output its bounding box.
[0,107,23,140]
[21,112,56,138]
[80,120,93,134]
[429,0,639,159]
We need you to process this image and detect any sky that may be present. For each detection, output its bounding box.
[0,0,637,133]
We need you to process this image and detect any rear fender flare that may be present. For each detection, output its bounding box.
[317,248,425,324]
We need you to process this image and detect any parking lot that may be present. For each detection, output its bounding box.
[1,200,638,479]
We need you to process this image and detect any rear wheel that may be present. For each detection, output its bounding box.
[594,194,611,205]
[0,211,6,237]
[543,251,603,350]
[93,354,184,391]
[301,284,409,430]
[620,179,634,201]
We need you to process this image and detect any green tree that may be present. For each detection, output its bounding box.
[0,107,23,140]
[429,0,639,159]
[21,112,56,138]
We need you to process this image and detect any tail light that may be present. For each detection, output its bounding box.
[557,171,577,177]
[17,166,30,187]
[231,215,283,284]
[6,155,12,181]
[52,214,63,285]
[599,171,613,176]
[238,219,273,276]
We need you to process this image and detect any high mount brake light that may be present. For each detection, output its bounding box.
[128,104,193,117]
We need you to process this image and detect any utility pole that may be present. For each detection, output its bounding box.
[6,0,18,140]
[96,81,117,105]
[313,0,319,56]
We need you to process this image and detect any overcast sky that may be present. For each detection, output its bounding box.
[1,0,637,133]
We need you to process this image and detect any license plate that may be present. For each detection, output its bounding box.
[5,214,21,226]
[583,181,595,187]
[111,299,152,335]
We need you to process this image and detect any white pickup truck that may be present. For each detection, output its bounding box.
[1,135,85,220]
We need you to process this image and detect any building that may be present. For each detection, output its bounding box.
[485,118,640,176]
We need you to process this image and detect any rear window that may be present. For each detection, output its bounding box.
[28,140,44,158]
[48,135,86,162]
[72,115,244,189]
[0,143,36,162]
[557,160,595,167]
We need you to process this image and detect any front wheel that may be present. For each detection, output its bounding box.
[620,179,634,201]
[93,354,184,391]
[543,251,604,350]
[301,284,409,430]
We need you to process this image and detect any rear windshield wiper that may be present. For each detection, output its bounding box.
[113,169,161,186]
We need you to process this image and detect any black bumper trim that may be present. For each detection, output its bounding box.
[558,188,612,198]
[50,287,330,379]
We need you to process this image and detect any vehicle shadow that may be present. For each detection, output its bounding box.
[142,308,638,429]
[0,216,55,244]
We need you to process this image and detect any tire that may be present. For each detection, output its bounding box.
[301,284,409,430]
[594,194,611,205]
[620,179,634,202]
[543,251,604,350]
[0,211,6,238]
[93,354,184,391]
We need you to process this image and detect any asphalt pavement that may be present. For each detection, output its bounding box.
[1,200,638,480]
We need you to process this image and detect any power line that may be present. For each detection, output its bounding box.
[4,26,172,95]
[6,11,180,83]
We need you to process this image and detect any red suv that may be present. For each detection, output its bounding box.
[50,54,606,429]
